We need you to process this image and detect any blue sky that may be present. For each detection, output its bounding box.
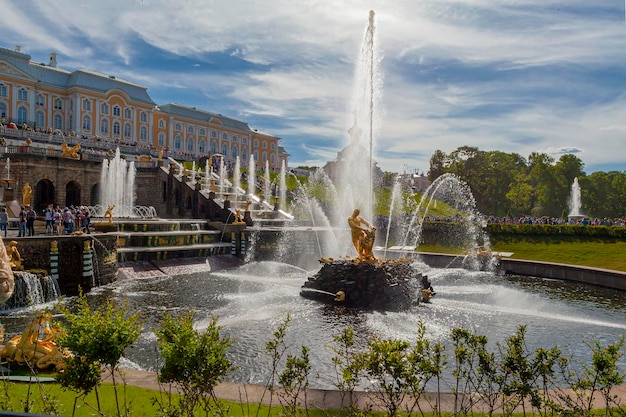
[1,0,625,174]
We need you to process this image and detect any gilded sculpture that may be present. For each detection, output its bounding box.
[347,209,376,261]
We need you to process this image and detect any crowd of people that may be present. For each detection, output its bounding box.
[5,205,92,237]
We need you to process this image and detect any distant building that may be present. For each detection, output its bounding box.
[397,171,431,193]
[0,44,288,171]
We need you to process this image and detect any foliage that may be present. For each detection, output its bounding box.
[428,146,626,219]
[154,311,234,417]
[54,291,143,416]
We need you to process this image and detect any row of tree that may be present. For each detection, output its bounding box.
[426,146,626,219]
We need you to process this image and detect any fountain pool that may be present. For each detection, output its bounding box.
[3,258,623,391]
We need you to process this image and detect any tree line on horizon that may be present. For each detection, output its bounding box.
[426,146,626,219]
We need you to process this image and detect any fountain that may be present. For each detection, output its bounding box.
[100,148,136,218]
[568,177,586,222]
[1,10,625,400]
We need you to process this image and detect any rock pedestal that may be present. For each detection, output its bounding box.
[300,258,422,311]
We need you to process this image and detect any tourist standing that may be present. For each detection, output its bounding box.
[53,207,61,235]
[44,204,53,235]
[62,207,74,234]
[17,207,26,237]
[0,208,8,237]
[26,205,36,236]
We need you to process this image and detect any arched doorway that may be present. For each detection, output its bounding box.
[35,179,55,213]
[91,183,101,206]
[66,181,81,207]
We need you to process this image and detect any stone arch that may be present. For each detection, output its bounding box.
[65,180,81,207]
[35,179,55,213]
[91,183,101,206]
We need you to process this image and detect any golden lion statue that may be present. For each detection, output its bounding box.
[61,142,81,159]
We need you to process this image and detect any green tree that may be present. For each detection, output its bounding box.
[55,292,143,417]
[154,311,234,417]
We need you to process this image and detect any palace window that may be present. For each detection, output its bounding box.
[0,84,6,97]
[54,98,62,110]
[100,118,109,134]
[211,130,217,138]
[231,145,238,158]
[124,123,132,137]
[242,149,247,162]
[124,108,132,119]
[253,150,259,162]
[174,135,182,149]
[36,94,44,106]
[187,138,194,152]
[199,139,205,153]
[140,126,147,140]
[253,139,259,147]
[221,144,227,156]
[54,114,63,130]
[35,111,44,127]
[101,103,109,115]
[175,123,181,131]
[83,99,91,111]
[262,151,267,163]
[18,88,27,101]
[271,143,276,150]
[211,141,217,153]
[158,119,165,128]
[222,133,228,140]
[188,126,194,134]
[242,137,248,145]
[113,105,121,117]
[158,132,165,147]
[232,135,238,143]
[82,115,91,131]
[17,106,27,124]
[113,121,121,135]
[0,102,7,118]
[271,154,276,164]
[140,111,148,123]
[199,128,206,136]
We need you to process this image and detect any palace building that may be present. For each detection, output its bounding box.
[0,44,289,171]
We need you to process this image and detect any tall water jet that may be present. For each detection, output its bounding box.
[263,161,271,203]
[568,177,585,222]
[100,148,136,217]
[233,156,241,196]
[279,160,287,211]
[335,9,382,223]
[248,154,256,196]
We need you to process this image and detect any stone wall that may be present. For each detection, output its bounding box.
[4,235,118,297]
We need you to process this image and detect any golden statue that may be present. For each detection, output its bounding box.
[0,311,71,369]
[22,182,32,206]
[158,148,163,161]
[8,240,23,271]
[348,209,376,261]
[61,142,81,159]
[98,204,115,225]
[0,237,15,303]
[234,209,245,224]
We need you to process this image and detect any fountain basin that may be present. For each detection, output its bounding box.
[301,258,422,310]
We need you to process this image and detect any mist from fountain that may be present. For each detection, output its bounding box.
[100,148,136,217]
[332,10,382,226]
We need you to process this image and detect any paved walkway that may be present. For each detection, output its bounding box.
[110,368,626,413]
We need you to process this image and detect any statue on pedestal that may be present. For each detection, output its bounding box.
[8,240,23,271]
[348,209,376,261]
[22,182,32,206]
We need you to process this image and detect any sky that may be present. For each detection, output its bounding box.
[1,0,625,175]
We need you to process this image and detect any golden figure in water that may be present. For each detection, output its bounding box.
[348,209,376,261]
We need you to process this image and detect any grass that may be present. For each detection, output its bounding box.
[0,378,334,417]
[419,238,626,272]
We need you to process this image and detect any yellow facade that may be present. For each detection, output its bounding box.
[0,46,288,171]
